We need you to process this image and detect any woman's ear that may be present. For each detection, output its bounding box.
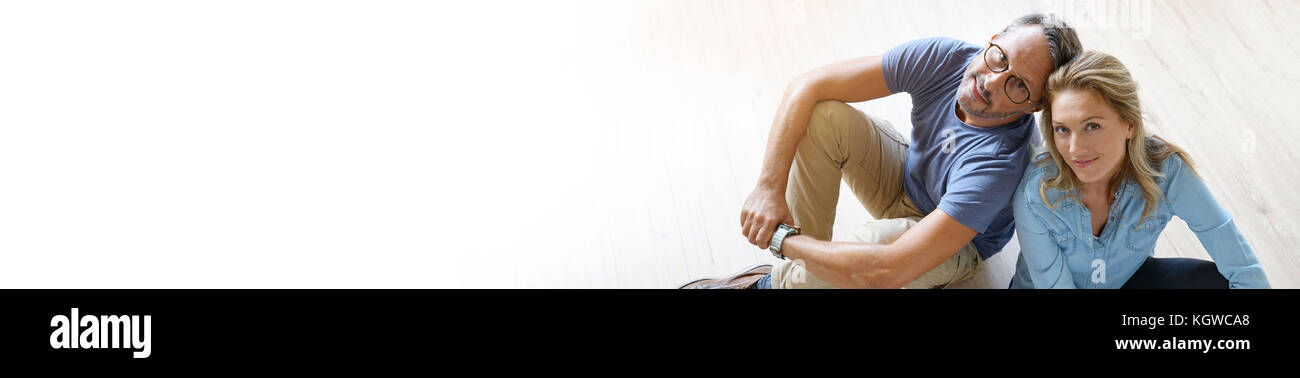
[1126,121,1136,139]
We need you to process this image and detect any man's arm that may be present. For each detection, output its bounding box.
[741,55,895,248]
[779,208,977,289]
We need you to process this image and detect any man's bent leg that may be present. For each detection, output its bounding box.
[786,100,912,241]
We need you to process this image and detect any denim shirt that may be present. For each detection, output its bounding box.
[1010,152,1270,289]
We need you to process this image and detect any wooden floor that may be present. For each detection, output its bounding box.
[1,1,1295,288]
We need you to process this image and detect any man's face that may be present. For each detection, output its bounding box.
[957,26,1056,121]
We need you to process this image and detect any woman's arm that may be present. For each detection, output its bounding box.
[1163,157,1271,288]
[1013,178,1077,289]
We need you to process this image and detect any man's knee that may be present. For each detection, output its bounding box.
[811,99,855,116]
[805,100,858,137]
[850,217,919,244]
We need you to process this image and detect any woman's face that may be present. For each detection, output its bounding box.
[1049,89,1135,186]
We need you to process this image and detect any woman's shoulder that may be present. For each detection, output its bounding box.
[1014,156,1078,234]
[1023,155,1055,180]
[1017,155,1072,207]
[1145,137,1195,188]
[1155,149,1190,176]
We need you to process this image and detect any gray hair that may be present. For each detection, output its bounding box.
[1003,13,1083,70]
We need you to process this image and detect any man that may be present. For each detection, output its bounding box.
[683,13,1082,289]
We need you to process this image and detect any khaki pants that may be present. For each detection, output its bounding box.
[769,100,981,289]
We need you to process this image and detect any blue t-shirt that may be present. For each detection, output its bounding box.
[881,37,1035,259]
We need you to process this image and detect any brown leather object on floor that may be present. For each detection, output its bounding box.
[679,264,773,289]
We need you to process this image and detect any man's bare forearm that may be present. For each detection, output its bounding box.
[780,235,904,289]
[756,77,819,189]
[778,210,980,289]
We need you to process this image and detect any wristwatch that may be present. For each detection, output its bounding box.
[768,223,801,260]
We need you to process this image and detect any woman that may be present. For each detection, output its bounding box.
[1008,51,1269,289]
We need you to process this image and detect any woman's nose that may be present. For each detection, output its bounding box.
[1068,135,1088,156]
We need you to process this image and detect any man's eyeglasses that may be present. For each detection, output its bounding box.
[983,43,1034,104]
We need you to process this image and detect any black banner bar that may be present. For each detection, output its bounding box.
[1,289,1292,365]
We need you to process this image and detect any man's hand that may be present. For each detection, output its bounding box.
[740,185,794,248]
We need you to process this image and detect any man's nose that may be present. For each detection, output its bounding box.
[985,71,1011,99]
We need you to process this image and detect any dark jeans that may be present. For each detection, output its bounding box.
[1009,256,1229,289]
[1120,257,1229,289]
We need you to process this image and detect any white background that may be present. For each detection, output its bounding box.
[0,1,630,288]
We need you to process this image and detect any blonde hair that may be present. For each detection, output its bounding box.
[1036,50,1196,227]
